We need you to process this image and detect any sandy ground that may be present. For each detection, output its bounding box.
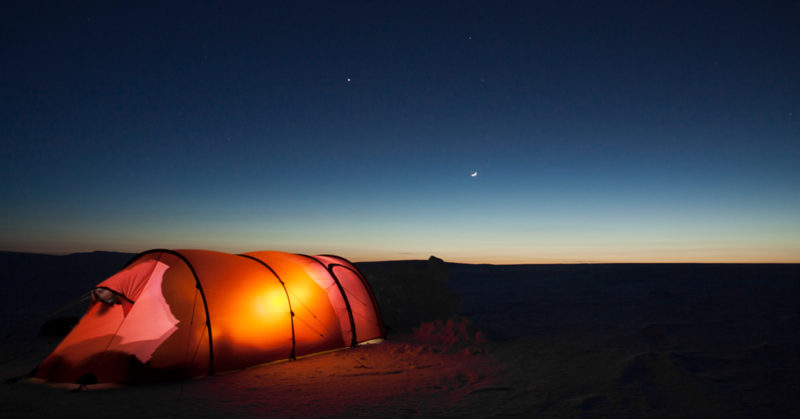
[3,336,508,418]
[1,252,799,418]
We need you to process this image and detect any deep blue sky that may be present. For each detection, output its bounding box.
[2,1,798,262]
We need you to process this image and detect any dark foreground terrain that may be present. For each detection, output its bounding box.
[1,251,798,417]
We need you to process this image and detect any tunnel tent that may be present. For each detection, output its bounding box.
[34,249,385,385]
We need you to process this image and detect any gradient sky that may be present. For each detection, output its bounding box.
[2,1,799,263]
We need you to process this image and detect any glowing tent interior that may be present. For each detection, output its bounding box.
[35,249,385,384]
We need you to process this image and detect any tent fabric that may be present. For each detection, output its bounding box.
[35,249,384,384]
[93,257,161,315]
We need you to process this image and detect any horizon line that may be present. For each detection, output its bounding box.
[1,248,798,265]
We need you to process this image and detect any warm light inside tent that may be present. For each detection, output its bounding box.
[226,286,291,344]
[253,287,287,318]
[245,251,350,356]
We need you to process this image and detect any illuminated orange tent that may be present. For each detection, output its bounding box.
[35,249,384,384]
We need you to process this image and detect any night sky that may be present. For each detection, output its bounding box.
[2,1,798,262]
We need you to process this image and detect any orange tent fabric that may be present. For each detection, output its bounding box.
[35,249,384,384]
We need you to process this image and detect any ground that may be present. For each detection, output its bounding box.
[1,253,799,418]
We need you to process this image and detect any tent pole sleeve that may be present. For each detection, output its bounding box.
[238,254,297,360]
[298,255,359,347]
[126,249,215,375]
[319,254,386,339]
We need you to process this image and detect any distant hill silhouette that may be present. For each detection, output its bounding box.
[0,251,134,291]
